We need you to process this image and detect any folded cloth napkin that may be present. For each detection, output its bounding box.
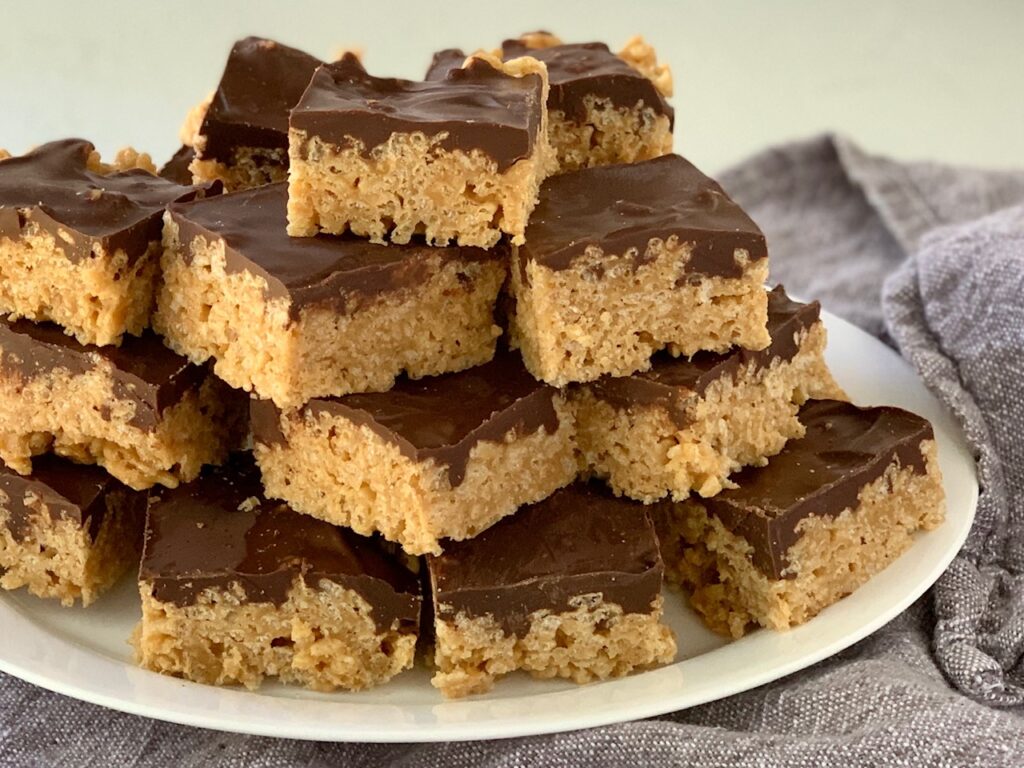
[2,135,1022,767]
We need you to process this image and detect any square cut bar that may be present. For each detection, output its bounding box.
[509,154,771,385]
[134,454,421,691]
[0,318,247,490]
[0,456,146,606]
[0,139,215,346]
[428,482,676,698]
[574,287,845,501]
[157,183,506,408]
[654,399,946,638]
[187,37,324,191]
[287,53,553,247]
[251,350,577,555]
[428,34,673,173]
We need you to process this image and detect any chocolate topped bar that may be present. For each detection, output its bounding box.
[0,455,120,542]
[588,286,819,425]
[519,153,766,280]
[251,350,558,486]
[291,54,545,171]
[0,317,204,429]
[140,454,421,630]
[158,146,196,185]
[704,399,934,579]
[168,183,503,319]
[0,139,212,261]
[501,41,671,122]
[428,482,664,636]
[198,37,324,162]
[426,42,672,125]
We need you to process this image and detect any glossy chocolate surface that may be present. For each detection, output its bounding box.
[169,183,504,319]
[0,455,127,542]
[704,399,934,579]
[426,41,672,125]
[291,54,544,171]
[0,318,206,430]
[424,48,468,81]
[428,482,664,636]
[140,454,421,630]
[503,40,672,124]
[251,350,558,486]
[158,146,196,185]
[0,139,212,261]
[519,154,766,280]
[588,286,817,426]
[198,37,323,162]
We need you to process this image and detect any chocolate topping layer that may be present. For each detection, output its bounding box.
[519,154,767,281]
[0,455,127,542]
[169,183,504,320]
[0,318,206,430]
[505,40,672,124]
[588,286,818,426]
[424,48,468,81]
[251,350,559,487]
[198,37,323,162]
[428,482,664,637]
[0,139,213,262]
[158,145,196,185]
[425,41,672,125]
[291,54,545,172]
[140,454,421,631]
[703,399,934,580]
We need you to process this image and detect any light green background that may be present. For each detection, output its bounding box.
[2,0,1021,173]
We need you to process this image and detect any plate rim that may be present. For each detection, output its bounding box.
[0,309,979,742]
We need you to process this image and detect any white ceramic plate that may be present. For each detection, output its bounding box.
[0,310,978,742]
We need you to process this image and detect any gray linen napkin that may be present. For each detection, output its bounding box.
[2,135,1023,767]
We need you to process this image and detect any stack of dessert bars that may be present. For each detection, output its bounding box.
[0,33,945,698]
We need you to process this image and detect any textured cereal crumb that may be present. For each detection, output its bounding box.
[618,35,673,97]
[432,594,676,698]
[548,95,672,172]
[286,57,554,246]
[574,323,844,501]
[656,441,946,637]
[86,147,156,175]
[254,397,577,555]
[134,578,416,691]
[510,239,770,385]
[180,92,213,148]
[0,496,144,606]
[0,364,245,490]
[155,218,505,407]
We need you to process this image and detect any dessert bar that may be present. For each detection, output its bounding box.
[157,183,506,407]
[287,53,553,247]
[0,139,214,346]
[0,317,246,489]
[574,287,843,501]
[184,37,324,190]
[134,454,421,691]
[0,455,146,606]
[251,350,577,555]
[509,154,771,385]
[428,482,676,698]
[429,33,673,172]
[655,399,946,637]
